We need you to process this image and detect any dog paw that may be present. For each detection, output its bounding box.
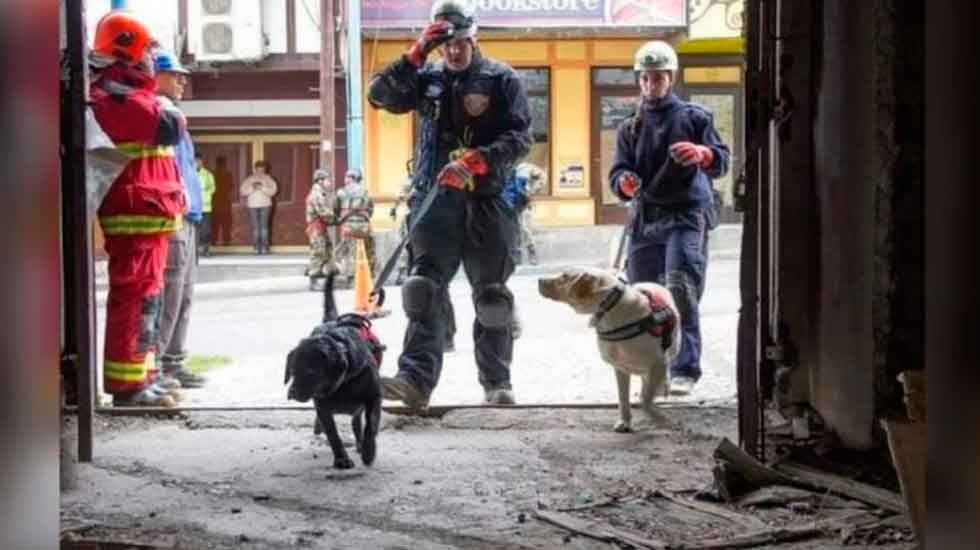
[613,420,633,433]
[333,456,355,469]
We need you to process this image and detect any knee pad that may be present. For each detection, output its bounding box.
[474,283,513,328]
[666,269,696,319]
[401,275,439,321]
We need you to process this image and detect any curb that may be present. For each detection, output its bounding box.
[96,250,741,305]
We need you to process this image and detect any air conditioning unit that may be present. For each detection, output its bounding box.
[189,0,266,63]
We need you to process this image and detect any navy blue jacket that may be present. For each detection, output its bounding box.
[609,93,729,209]
[367,51,532,197]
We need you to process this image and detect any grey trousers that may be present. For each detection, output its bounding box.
[157,221,197,371]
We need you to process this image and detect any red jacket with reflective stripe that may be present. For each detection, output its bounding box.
[91,63,187,232]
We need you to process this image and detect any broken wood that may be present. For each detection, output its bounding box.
[532,509,667,549]
[671,510,883,550]
[654,489,768,530]
[554,496,632,512]
[735,485,868,510]
[712,438,790,499]
[774,461,906,513]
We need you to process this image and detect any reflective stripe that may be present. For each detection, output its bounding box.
[100,214,182,235]
[115,142,176,159]
[104,359,149,382]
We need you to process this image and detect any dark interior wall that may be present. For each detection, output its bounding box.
[810,0,877,449]
[773,0,819,409]
[881,0,924,407]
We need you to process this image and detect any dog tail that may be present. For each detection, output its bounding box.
[322,270,339,323]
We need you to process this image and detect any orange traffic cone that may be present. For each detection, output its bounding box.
[353,239,389,319]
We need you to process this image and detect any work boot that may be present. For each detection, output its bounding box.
[381,375,428,411]
[113,388,177,408]
[154,373,182,391]
[484,387,515,405]
[669,376,697,396]
[168,368,207,389]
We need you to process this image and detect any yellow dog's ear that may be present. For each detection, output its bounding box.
[569,272,599,303]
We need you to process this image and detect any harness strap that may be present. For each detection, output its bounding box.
[597,288,676,351]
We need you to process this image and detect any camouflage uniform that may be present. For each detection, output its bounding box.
[305,179,337,279]
[390,178,414,284]
[335,180,376,280]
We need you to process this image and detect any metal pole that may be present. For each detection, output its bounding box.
[320,0,336,176]
[62,0,96,463]
[345,0,363,173]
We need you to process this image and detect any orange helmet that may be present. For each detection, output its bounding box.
[92,11,153,64]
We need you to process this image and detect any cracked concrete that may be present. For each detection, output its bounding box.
[61,407,913,549]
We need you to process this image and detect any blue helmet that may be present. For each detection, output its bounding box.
[153,49,190,75]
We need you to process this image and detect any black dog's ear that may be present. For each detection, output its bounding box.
[284,350,294,385]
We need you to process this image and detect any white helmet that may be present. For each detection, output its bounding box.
[430,0,478,39]
[633,40,678,72]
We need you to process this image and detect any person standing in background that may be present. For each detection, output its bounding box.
[239,160,278,254]
[196,154,215,257]
[152,49,207,391]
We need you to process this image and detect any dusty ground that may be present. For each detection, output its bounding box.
[61,406,914,550]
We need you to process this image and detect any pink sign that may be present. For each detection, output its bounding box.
[361,0,687,28]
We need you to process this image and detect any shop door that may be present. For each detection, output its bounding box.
[195,142,252,246]
[591,92,639,225]
[263,142,319,246]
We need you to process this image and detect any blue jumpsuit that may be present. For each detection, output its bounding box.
[367,51,532,397]
[609,93,730,381]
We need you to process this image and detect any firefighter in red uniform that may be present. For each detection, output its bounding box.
[89,11,188,406]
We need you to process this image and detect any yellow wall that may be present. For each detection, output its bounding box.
[361,37,647,226]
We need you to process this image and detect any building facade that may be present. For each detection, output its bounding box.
[87,0,743,248]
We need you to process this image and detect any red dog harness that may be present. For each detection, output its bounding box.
[595,284,676,350]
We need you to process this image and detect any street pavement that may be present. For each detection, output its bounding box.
[141,258,740,408]
[94,225,742,407]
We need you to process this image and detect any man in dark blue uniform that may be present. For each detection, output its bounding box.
[367,0,532,409]
[609,40,730,396]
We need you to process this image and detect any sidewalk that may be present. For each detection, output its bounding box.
[95,224,742,304]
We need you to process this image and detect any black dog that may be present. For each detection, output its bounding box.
[285,271,385,469]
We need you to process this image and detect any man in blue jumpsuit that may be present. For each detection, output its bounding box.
[609,41,730,396]
[368,0,532,409]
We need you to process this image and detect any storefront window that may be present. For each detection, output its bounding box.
[689,93,737,208]
[598,96,639,206]
[594,68,636,87]
[517,68,550,195]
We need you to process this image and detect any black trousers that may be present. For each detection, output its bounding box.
[396,190,516,396]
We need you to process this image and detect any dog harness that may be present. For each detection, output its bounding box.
[595,284,676,350]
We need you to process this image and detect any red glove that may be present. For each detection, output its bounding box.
[669,142,714,169]
[616,171,640,198]
[404,21,454,68]
[437,149,488,190]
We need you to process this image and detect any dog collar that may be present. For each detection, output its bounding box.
[593,283,626,325]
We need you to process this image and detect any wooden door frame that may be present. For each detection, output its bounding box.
[590,80,637,226]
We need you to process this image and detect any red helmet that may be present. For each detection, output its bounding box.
[92,11,153,64]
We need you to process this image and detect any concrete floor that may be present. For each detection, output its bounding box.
[61,407,913,550]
